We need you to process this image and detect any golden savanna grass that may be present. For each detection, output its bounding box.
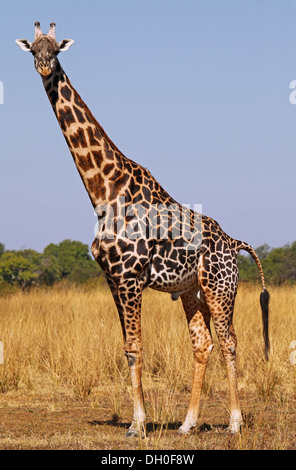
[0,283,295,450]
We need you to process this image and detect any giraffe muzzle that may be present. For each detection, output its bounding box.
[37,62,52,77]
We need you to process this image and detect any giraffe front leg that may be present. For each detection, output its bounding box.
[179,290,213,434]
[116,282,146,438]
[125,349,146,438]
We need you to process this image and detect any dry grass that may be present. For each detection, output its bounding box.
[0,283,295,450]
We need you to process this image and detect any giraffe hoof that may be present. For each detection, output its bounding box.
[227,411,243,434]
[227,421,243,435]
[178,428,190,436]
[227,425,242,435]
[178,417,197,435]
[125,426,145,439]
[178,424,194,435]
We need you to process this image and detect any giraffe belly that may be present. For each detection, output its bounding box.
[148,244,199,294]
[149,269,196,294]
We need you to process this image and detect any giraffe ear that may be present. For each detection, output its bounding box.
[58,39,74,52]
[15,39,32,52]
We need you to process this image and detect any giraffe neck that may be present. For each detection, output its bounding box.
[42,60,128,208]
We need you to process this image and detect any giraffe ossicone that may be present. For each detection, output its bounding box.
[16,23,270,438]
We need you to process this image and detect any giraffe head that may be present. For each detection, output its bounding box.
[16,22,74,77]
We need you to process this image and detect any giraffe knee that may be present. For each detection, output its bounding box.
[193,338,214,363]
[220,334,237,360]
[125,351,137,366]
[188,320,213,363]
[227,327,238,354]
[124,341,142,365]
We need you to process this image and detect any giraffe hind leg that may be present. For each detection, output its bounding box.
[210,303,243,433]
[201,260,243,433]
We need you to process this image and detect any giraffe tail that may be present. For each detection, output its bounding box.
[233,240,270,361]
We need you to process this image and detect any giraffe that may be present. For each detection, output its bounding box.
[16,22,270,437]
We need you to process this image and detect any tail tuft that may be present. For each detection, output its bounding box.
[260,289,270,361]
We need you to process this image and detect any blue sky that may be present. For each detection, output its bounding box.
[0,0,295,252]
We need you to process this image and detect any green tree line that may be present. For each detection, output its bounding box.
[0,239,102,291]
[0,240,295,291]
[237,242,296,285]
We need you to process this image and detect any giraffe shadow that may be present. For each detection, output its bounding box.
[88,419,182,432]
[198,422,228,432]
[88,419,228,434]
